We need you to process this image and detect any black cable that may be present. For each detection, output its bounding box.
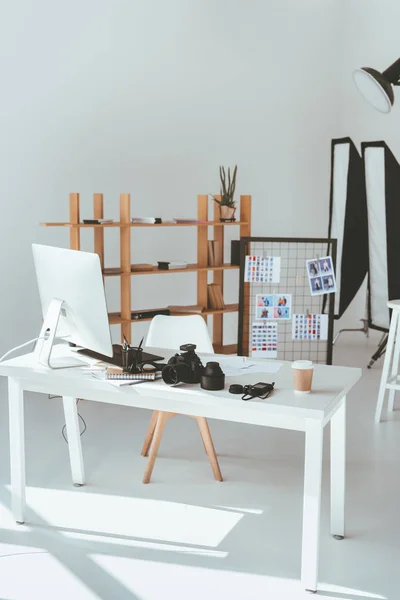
[48,395,87,443]
[61,409,87,444]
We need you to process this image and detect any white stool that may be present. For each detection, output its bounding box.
[375,299,400,423]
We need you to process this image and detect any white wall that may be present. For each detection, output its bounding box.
[0,0,344,353]
[333,0,400,332]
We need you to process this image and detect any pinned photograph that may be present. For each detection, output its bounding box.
[251,322,278,358]
[310,277,323,293]
[245,256,281,284]
[319,257,333,274]
[274,306,290,319]
[292,314,328,341]
[257,294,274,307]
[306,255,336,296]
[322,275,335,291]
[308,261,319,277]
[256,294,292,320]
[256,306,272,319]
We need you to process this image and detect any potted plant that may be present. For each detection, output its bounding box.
[211,165,237,221]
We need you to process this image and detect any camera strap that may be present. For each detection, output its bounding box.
[241,382,275,401]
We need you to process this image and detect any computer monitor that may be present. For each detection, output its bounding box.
[32,244,113,369]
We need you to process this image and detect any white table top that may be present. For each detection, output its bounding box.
[0,346,361,430]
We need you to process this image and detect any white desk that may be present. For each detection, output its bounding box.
[0,348,361,593]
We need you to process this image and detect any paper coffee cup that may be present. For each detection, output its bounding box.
[292,360,314,394]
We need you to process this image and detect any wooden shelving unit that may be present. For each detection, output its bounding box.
[41,193,251,354]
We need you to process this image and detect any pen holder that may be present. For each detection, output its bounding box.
[121,348,131,372]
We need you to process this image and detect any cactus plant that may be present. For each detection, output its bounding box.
[211,165,237,207]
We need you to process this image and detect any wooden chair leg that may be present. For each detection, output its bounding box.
[141,411,159,457]
[143,411,168,484]
[196,417,223,482]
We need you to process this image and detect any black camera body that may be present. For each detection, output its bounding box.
[162,343,225,390]
[162,343,204,385]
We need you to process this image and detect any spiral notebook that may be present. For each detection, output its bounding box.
[106,371,157,381]
[91,368,162,387]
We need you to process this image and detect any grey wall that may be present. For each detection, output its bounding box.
[1,0,346,352]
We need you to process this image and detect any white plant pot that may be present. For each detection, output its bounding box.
[219,205,236,221]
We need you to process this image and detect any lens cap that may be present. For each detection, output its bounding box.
[200,361,225,391]
[229,384,244,394]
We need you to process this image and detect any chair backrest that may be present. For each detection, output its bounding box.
[146,315,214,353]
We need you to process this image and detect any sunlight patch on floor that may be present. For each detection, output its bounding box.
[14,486,243,547]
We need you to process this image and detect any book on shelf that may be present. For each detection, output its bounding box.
[172,218,209,224]
[157,261,188,270]
[103,267,122,275]
[131,263,154,272]
[83,218,114,224]
[207,283,225,310]
[168,304,205,314]
[208,240,223,267]
[131,217,162,224]
[131,308,170,320]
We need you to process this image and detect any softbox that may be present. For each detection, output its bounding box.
[328,138,369,318]
[362,141,400,331]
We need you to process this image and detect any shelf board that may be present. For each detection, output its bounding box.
[103,264,240,277]
[213,343,237,355]
[107,304,238,324]
[41,221,248,228]
[129,221,247,227]
[41,222,123,228]
[108,312,124,325]
[203,303,238,316]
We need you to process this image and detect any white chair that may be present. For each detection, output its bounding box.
[375,300,400,422]
[141,315,223,483]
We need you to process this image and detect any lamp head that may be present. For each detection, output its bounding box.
[353,58,400,113]
[353,67,394,113]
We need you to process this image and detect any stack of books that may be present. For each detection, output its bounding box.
[157,261,188,270]
[208,240,223,267]
[131,263,154,272]
[168,305,205,314]
[172,218,208,224]
[207,284,225,309]
[83,219,114,224]
[131,217,162,224]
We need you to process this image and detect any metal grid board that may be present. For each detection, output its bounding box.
[238,237,337,364]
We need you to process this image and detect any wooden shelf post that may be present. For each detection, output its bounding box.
[197,195,209,318]
[240,195,252,355]
[93,193,104,269]
[120,193,131,343]
[69,193,80,250]
[213,196,224,348]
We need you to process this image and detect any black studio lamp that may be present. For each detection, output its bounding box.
[353,58,400,113]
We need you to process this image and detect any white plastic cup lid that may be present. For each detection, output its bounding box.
[292,360,314,370]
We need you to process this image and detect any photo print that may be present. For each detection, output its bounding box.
[245,256,281,284]
[292,314,329,341]
[306,255,336,296]
[251,322,278,358]
[256,294,292,320]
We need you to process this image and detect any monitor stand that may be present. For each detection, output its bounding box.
[34,298,87,369]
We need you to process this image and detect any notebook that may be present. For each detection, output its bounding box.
[106,369,158,381]
[92,368,162,387]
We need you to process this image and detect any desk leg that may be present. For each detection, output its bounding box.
[330,397,346,539]
[62,397,85,486]
[301,420,323,593]
[8,378,26,524]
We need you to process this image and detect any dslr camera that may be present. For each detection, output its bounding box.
[161,343,225,390]
[162,344,204,385]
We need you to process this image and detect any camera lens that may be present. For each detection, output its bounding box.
[161,365,179,385]
[200,361,225,391]
[162,362,191,385]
